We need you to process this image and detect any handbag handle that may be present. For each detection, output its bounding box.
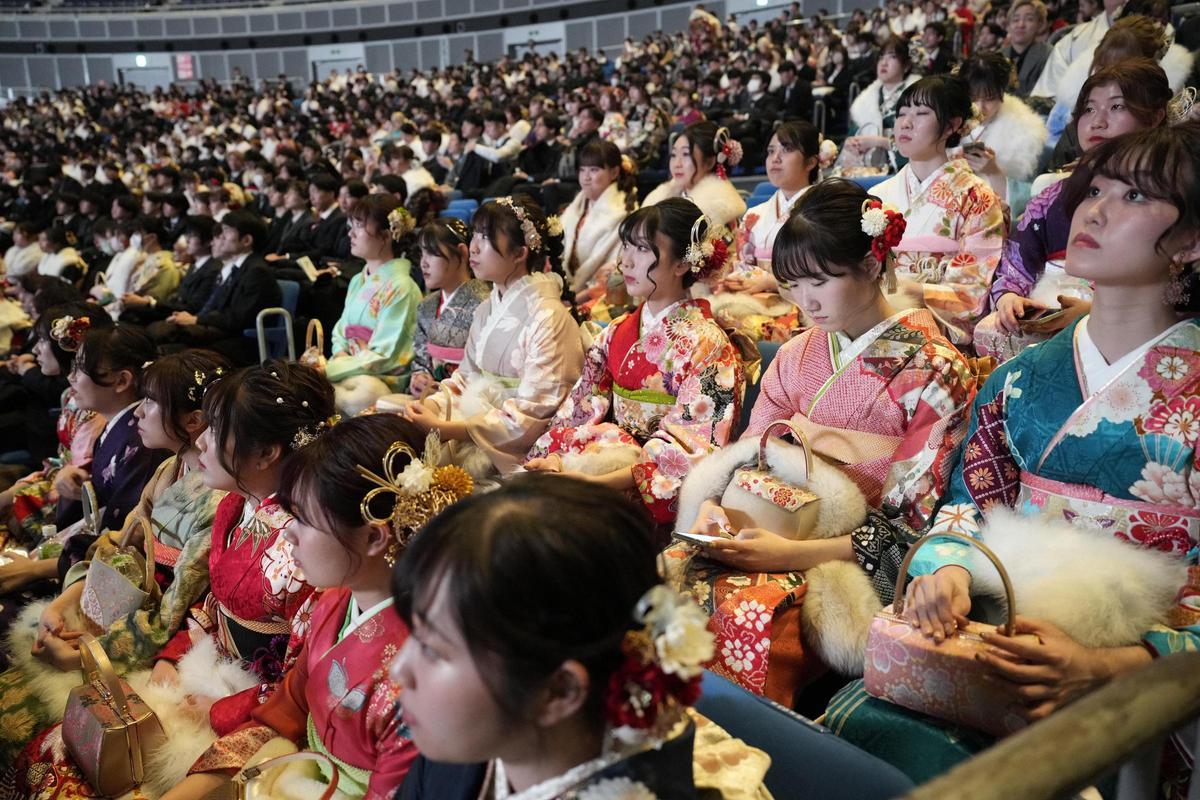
[236,752,340,800]
[756,419,813,482]
[82,480,99,534]
[892,531,1017,636]
[306,318,324,352]
[78,633,135,718]
[141,517,158,598]
[440,384,453,422]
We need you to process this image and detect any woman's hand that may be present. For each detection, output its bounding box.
[703,528,807,572]
[977,616,1153,722]
[524,454,563,473]
[53,465,89,501]
[963,145,999,176]
[688,499,734,537]
[995,293,1046,332]
[151,659,180,686]
[31,630,82,672]
[723,271,777,294]
[902,565,972,643]
[0,554,38,594]
[401,399,439,431]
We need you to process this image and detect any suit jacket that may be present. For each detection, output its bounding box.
[277,209,316,257]
[292,208,351,265]
[925,48,955,76]
[196,254,282,335]
[423,157,448,184]
[776,79,814,121]
[1003,41,1053,98]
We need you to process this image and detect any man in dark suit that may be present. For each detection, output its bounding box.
[270,179,316,259]
[161,193,190,249]
[290,173,351,267]
[1002,0,1054,97]
[775,61,814,122]
[123,216,222,326]
[922,22,956,75]
[150,210,280,364]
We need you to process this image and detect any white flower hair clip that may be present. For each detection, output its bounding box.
[388,206,415,241]
[493,196,546,254]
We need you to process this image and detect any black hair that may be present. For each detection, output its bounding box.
[344,179,369,199]
[219,209,269,252]
[618,197,708,289]
[201,359,336,491]
[419,128,442,144]
[418,216,471,264]
[184,214,218,245]
[310,172,341,194]
[41,225,74,251]
[163,193,189,212]
[134,215,166,243]
[350,192,409,257]
[472,194,565,279]
[113,195,139,217]
[671,120,727,177]
[578,140,637,211]
[958,52,1014,101]
[896,75,973,148]
[392,473,659,723]
[373,174,409,204]
[76,323,156,393]
[879,34,915,73]
[771,120,822,184]
[142,349,232,452]
[773,178,880,283]
[279,414,427,575]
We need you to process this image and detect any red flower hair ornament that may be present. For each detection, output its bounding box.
[860,199,907,291]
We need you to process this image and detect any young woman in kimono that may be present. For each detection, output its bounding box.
[872,75,1006,346]
[560,140,638,318]
[844,35,920,174]
[0,350,229,778]
[0,305,106,547]
[403,196,584,475]
[525,198,744,526]
[404,217,491,401]
[323,194,422,415]
[394,475,769,800]
[671,179,976,706]
[643,122,747,229]
[711,121,831,342]
[827,124,1200,794]
[161,414,473,800]
[973,60,1173,362]
[0,324,167,631]
[109,217,180,320]
[15,360,330,799]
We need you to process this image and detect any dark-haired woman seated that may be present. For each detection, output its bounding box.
[668,179,975,706]
[395,474,772,800]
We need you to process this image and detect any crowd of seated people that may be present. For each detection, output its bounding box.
[0,0,1198,797]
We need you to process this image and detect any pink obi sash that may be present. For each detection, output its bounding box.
[895,233,959,255]
[344,324,373,344]
[1018,470,1200,557]
[152,531,182,568]
[426,342,466,364]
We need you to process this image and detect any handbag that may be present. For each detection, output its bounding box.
[299,318,327,370]
[234,751,340,800]
[63,633,165,796]
[78,517,158,631]
[719,420,823,539]
[862,531,1036,737]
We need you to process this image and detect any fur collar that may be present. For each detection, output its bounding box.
[849,75,920,135]
[560,181,631,292]
[974,95,1048,183]
[1057,43,1194,108]
[645,174,747,227]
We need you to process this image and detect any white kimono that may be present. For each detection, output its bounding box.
[426,272,584,474]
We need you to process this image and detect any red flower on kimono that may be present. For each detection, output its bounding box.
[1142,397,1200,445]
[1124,511,1195,556]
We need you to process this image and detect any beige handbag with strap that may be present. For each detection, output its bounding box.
[78,516,158,632]
[63,633,166,796]
[718,420,826,539]
[299,318,327,369]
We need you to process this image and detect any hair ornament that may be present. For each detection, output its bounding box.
[186,366,225,403]
[388,205,416,241]
[713,126,743,180]
[604,584,714,742]
[444,216,470,243]
[683,215,734,279]
[355,436,474,562]
[861,198,906,292]
[493,196,545,253]
[50,315,91,352]
[818,135,840,169]
[620,154,637,175]
[1168,86,1197,125]
[291,413,339,451]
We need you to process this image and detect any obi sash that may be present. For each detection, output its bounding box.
[344,324,373,345]
[1017,470,1200,556]
[787,413,904,469]
[426,342,466,365]
[150,528,182,569]
[201,593,290,661]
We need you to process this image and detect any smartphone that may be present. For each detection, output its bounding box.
[1018,307,1068,329]
[671,530,732,546]
[962,141,988,156]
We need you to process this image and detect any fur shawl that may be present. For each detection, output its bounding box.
[849,75,921,136]
[971,508,1187,648]
[561,181,631,293]
[971,94,1048,183]
[675,434,882,675]
[1056,43,1194,110]
[644,174,747,228]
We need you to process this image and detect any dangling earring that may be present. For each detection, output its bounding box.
[1165,256,1191,306]
[383,538,401,568]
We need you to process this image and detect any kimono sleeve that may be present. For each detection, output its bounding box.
[325,274,420,383]
[364,681,419,800]
[633,323,743,524]
[530,320,618,456]
[329,272,361,357]
[988,180,1066,305]
[878,343,976,529]
[919,183,1005,336]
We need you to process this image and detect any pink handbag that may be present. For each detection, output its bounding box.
[862,531,1035,737]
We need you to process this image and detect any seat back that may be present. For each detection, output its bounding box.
[278,279,300,317]
[737,339,781,437]
[696,671,915,800]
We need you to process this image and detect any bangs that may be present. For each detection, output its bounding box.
[897,82,939,112]
[471,201,513,246]
[772,239,854,283]
[618,211,655,249]
[1091,137,1190,207]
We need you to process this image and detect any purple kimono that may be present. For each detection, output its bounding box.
[988,173,1079,307]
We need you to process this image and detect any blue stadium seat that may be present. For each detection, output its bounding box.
[737,339,781,436]
[849,174,889,191]
[244,279,300,361]
[444,207,473,223]
[752,181,774,196]
[695,671,915,800]
[447,198,479,211]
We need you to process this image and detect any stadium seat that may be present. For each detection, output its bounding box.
[695,671,915,800]
[244,279,300,361]
[849,174,889,191]
[447,198,479,211]
[444,207,473,223]
[737,339,781,436]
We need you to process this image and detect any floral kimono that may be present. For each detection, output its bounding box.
[529,299,744,524]
[425,272,584,474]
[127,250,180,303]
[15,491,315,800]
[410,279,491,382]
[827,317,1200,788]
[5,389,104,544]
[709,188,807,344]
[0,458,222,772]
[187,589,415,800]
[873,158,1005,345]
[325,258,421,386]
[664,309,976,705]
[973,175,1092,363]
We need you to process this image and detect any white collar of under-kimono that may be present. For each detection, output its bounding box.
[239,492,277,529]
[773,186,807,220]
[1075,315,1190,397]
[474,273,536,362]
[901,161,946,207]
[829,309,909,370]
[343,596,394,640]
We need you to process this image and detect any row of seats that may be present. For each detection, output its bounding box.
[744,173,888,207]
